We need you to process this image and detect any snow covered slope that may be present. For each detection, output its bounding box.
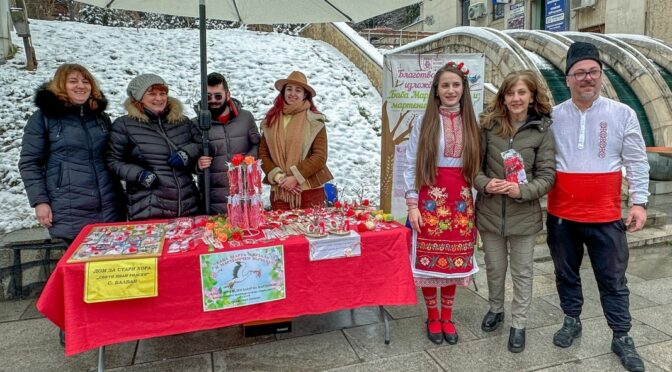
[0,20,382,233]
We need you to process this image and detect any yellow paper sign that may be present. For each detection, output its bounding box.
[84,258,158,303]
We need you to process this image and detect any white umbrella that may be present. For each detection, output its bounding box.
[76,0,421,213]
[77,0,419,23]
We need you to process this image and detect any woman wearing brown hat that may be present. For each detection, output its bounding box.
[258,71,333,210]
[107,73,201,220]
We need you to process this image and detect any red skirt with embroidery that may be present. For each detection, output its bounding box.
[413,167,476,278]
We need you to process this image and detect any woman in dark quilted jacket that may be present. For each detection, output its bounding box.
[19,63,124,244]
[107,74,201,220]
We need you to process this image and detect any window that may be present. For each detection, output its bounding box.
[462,0,471,25]
[493,3,505,20]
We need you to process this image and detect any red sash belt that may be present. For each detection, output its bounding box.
[548,171,622,223]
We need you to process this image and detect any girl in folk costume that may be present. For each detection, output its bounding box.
[404,62,481,345]
[259,71,333,210]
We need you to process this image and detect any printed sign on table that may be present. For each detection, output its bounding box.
[84,257,158,303]
[308,231,361,261]
[199,245,285,311]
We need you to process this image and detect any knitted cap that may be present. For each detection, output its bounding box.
[565,42,602,75]
[127,74,167,101]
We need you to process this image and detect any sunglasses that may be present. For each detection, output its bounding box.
[207,93,225,100]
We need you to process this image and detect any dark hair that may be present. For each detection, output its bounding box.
[263,85,320,128]
[415,63,481,188]
[207,72,228,91]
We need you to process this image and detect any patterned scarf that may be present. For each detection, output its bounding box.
[266,100,311,208]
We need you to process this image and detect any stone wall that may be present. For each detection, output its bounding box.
[605,0,646,35]
[648,0,672,46]
[300,23,383,94]
[421,0,462,31]
[570,0,606,31]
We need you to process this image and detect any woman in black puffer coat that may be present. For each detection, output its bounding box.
[107,74,200,220]
[19,64,124,243]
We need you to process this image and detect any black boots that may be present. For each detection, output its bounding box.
[508,327,525,353]
[612,336,645,372]
[481,311,504,332]
[553,315,582,348]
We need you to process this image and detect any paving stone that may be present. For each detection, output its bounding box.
[534,261,555,275]
[457,297,565,340]
[0,298,32,322]
[383,291,424,320]
[425,317,669,371]
[535,353,667,372]
[632,304,672,336]
[213,331,358,371]
[540,292,659,321]
[637,340,672,371]
[325,351,442,372]
[630,277,672,305]
[104,353,212,372]
[342,316,477,361]
[384,286,484,320]
[553,318,670,359]
[0,318,135,371]
[135,325,273,364]
[276,306,382,340]
[627,256,672,280]
[20,299,44,320]
[427,327,573,371]
[471,272,558,302]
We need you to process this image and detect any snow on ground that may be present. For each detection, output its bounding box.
[0,20,382,234]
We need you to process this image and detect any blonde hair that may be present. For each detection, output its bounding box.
[48,63,103,110]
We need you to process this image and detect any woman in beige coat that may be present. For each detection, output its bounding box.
[475,70,556,353]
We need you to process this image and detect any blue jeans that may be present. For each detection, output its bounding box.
[546,213,631,333]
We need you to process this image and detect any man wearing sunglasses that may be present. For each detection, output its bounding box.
[193,72,260,215]
[546,42,649,372]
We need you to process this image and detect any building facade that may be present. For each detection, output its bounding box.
[420,0,672,45]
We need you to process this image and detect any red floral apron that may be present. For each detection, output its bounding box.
[413,167,476,276]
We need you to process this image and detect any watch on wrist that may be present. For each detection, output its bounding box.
[404,189,418,199]
[633,203,648,209]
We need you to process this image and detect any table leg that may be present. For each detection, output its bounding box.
[379,306,390,344]
[97,346,105,371]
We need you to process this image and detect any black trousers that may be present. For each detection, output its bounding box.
[546,213,631,333]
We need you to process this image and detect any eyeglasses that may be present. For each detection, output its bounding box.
[207,93,224,100]
[568,70,602,81]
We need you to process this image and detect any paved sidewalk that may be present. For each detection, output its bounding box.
[1,243,671,372]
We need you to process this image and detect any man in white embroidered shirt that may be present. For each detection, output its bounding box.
[547,42,649,372]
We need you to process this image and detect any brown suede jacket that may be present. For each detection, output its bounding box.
[259,110,333,189]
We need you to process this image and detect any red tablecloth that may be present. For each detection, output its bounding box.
[37,221,417,355]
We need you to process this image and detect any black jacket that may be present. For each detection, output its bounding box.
[192,98,260,214]
[19,86,124,240]
[108,97,200,220]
